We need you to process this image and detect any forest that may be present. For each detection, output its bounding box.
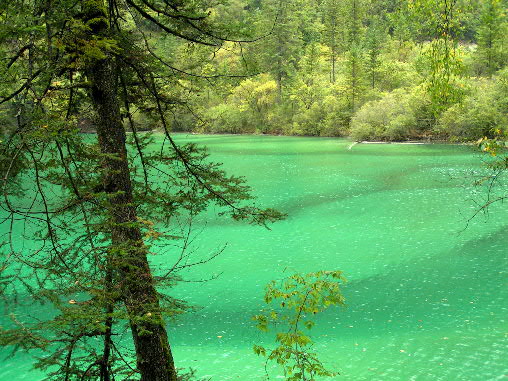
[155,0,508,141]
[0,0,507,381]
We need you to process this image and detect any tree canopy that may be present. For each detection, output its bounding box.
[0,1,282,380]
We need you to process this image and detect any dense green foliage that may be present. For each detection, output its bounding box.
[166,0,508,141]
[253,271,346,381]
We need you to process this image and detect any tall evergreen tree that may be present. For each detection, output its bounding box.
[476,0,507,76]
[322,0,341,83]
[344,0,366,112]
[0,1,282,380]
[254,0,305,99]
[364,16,385,89]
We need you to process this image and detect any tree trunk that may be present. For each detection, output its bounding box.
[331,49,336,83]
[88,57,178,381]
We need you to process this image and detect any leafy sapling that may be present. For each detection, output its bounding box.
[253,271,346,380]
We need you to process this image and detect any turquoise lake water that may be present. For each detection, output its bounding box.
[1,135,507,380]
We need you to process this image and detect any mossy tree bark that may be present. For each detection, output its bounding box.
[83,2,177,379]
[88,55,178,381]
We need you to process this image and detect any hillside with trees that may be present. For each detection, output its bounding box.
[157,0,508,141]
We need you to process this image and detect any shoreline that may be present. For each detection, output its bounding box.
[84,129,474,145]
[169,130,472,145]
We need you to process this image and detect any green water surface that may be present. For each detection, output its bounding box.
[1,135,507,380]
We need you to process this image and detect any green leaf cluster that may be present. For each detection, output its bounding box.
[253,271,346,380]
